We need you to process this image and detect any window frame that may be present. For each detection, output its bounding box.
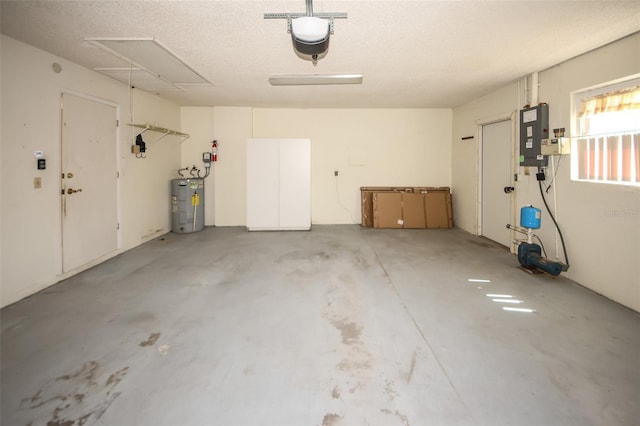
[570,74,640,187]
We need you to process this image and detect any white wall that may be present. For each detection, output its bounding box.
[180,106,253,226]
[180,107,452,226]
[254,109,452,224]
[1,35,182,308]
[180,107,216,225]
[452,82,521,233]
[452,33,640,311]
[212,107,253,226]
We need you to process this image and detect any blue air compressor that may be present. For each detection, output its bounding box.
[507,206,568,276]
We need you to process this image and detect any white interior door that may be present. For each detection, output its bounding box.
[481,120,512,247]
[61,93,118,272]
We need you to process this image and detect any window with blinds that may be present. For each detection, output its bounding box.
[572,77,640,186]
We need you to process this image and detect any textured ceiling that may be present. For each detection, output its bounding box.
[1,1,639,108]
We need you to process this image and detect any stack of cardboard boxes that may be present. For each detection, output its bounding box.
[361,187,453,229]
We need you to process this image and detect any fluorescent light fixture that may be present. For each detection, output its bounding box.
[468,278,491,283]
[486,294,512,298]
[269,74,363,86]
[492,299,522,304]
[503,307,536,313]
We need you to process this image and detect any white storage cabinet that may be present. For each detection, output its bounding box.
[246,138,311,231]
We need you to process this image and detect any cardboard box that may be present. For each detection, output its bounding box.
[361,186,414,226]
[361,191,374,227]
[401,193,427,228]
[373,192,403,228]
[361,186,453,229]
[424,191,453,228]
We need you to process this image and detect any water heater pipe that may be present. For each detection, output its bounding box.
[193,203,197,232]
[531,72,539,105]
[550,158,560,260]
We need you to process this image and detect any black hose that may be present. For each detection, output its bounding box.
[197,164,211,179]
[538,180,570,269]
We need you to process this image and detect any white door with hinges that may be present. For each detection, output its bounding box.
[481,119,513,247]
[61,93,118,272]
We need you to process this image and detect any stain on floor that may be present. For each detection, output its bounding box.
[331,386,341,399]
[139,332,161,347]
[406,350,417,383]
[383,379,399,401]
[322,413,342,426]
[106,367,129,386]
[55,361,99,386]
[381,408,410,426]
[20,361,129,426]
[330,318,362,345]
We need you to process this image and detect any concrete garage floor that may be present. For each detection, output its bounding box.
[1,226,639,426]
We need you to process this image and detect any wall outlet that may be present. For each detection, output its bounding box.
[34,177,42,189]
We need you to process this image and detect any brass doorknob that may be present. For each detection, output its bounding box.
[67,188,83,194]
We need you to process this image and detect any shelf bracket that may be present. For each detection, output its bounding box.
[127,123,190,145]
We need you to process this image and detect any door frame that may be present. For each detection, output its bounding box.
[476,111,518,253]
[58,89,122,275]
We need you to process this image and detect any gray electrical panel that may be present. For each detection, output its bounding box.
[519,104,549,167]
[171,178,205,233]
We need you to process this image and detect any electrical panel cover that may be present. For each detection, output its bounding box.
[519,104,549,167]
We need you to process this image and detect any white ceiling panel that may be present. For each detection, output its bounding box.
[87,38,211,85]
[94,68,183,92]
